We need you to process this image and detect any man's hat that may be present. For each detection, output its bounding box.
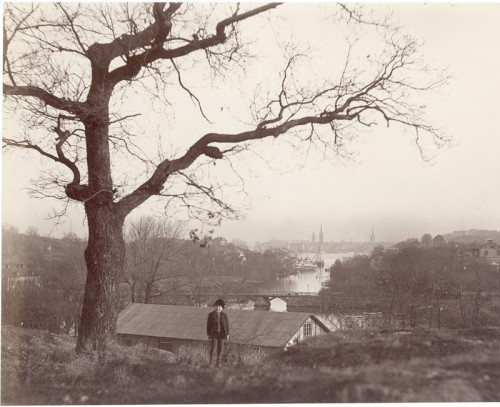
[214,299,225,309]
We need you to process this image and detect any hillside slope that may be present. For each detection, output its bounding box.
[2,325,499,404]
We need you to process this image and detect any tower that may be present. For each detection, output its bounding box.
[312,232,316,243]
[370,227,375,243]
[319,224,324,245]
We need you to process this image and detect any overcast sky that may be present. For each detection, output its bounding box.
[2,2,500,246]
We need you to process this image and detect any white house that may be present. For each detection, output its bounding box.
[479,240,500,271]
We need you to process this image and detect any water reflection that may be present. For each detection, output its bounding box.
[261,252,355,293]
[260,269,326,293]
[254,252,383,329]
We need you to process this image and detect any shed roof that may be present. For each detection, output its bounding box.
[117,303,329,348]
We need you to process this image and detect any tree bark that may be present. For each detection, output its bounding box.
[77,202,125,352]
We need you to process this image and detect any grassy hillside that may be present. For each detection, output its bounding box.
[2,324,500,404]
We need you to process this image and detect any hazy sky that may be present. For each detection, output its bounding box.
[2,3,500,246]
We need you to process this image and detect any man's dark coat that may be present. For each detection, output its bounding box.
[206,310,229,339]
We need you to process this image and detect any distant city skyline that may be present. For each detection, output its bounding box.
[221,221,470,247]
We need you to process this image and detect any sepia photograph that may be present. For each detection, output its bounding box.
[2,1,500,404]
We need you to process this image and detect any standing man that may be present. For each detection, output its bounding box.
[207,299,229,367]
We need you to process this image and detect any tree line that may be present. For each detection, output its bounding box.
[322,238,499,328]
[2,218,291,334]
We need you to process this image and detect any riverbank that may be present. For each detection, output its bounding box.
[2,324,499,403]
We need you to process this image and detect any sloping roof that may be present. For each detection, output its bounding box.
[481,240,499,249]
[117,303,329,348]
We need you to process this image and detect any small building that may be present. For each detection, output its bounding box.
[117,303,330,353]
[479,240,500,271]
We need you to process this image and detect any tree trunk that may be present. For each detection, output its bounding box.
[131,280,137,303]
[77,202,125,352]
[145,285,152,304]
[387,286,398,328]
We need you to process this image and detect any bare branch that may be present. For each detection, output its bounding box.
[3,137,60,163]
[3,84,85,116]
[338,4,393,29]
[171,59,212,123]
[56,3,89,57]
[106,3,281,87]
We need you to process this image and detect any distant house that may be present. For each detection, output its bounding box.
[2,255,42,292]
[117,304,330,353]
[479,240,500,271]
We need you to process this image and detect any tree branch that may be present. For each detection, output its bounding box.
[53,120,82,186]
[107,3,281,87]
[3,84,86,116]
[115,108,352,217]
[171,59,212,123]
[56,3,89,57]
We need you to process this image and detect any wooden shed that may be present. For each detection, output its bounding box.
[117,303,330,353]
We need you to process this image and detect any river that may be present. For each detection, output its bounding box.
[259,252,358,294]
[255,252,384,328]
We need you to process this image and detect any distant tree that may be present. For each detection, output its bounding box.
[235,249,285,281]
[2,231,86,334]
[421,233,433,246]
[123,217,184,304]
[177,246,215,307]
[433,235,446,246]
[324,241,497,328]
[395,238,420,249]
[264,248,295,275]
[370,252,389,285]
[371,245,385,257]
[42,237,86,334]
[2,224,19,235]
[3,3,447,350]
[26,226,39,236]
[327,254,372,296]
[230,239,249,250]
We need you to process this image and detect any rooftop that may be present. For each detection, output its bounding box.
[117,303,329,348]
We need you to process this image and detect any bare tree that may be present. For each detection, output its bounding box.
[3,3,447,350]
[421,233,433,246]
[123,216,184,304]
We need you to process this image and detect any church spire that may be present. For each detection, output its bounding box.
[370,227,375,243]
[319,224,324,245]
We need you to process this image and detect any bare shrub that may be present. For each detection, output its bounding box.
[224,343,273,367]
[176,341,272,368]
[177,342,210,368]
[64,355,96,384]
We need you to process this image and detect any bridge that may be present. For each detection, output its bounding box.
[165,291,388,310]
[167,291,323,307]
[215,291,320,298]
[207,291,359,309]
